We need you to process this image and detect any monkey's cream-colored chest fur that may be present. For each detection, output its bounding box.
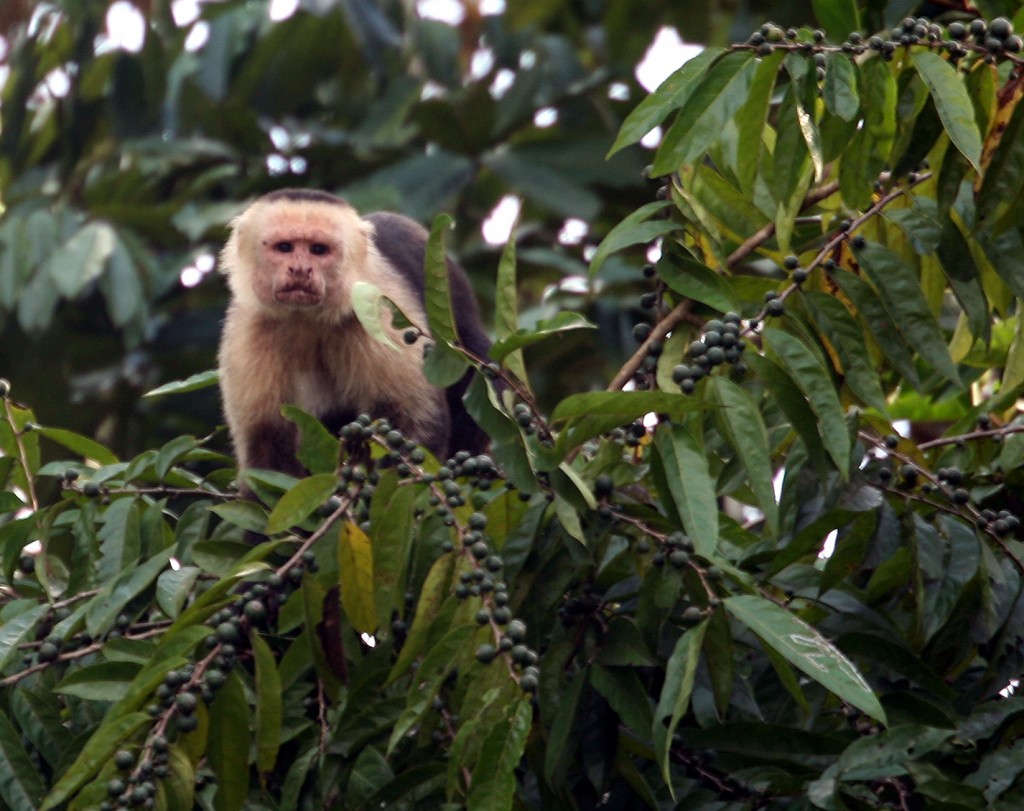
[219,305,440,434]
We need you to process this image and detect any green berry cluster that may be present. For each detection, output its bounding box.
[475,616,540,693]
[672,313,747,394]
[745,16,1021,63]
[651,531,695,570]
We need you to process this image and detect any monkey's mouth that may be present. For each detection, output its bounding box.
[275,284,323,306]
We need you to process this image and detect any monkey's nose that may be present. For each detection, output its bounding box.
[287,266,314,278]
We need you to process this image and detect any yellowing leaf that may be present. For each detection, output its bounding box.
[337,521,377,634]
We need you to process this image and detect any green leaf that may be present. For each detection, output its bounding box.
[855,242,961,385]
[591,665,655,735]
[770,80,811,210]
[337,520,377,634]
[938,216,988,343]
[552,391,712,450]
[347,747,393,807]
[54,661,141,700]
[424,213,458,345]
[823,52,859,121]
[978,90,1024,227]
[207,671,249,811]
[155,435,198,481]
[763,328,850,475]
[162,747,196,811]
[653,423,718,556]
[265,473,337,535]
[735,49,785,192]
[489,312,596,360]
[652,51,757,176]
[281,405,340,475]
[144,370,219,398]
[208,501,267,534]
[830,269,922,389]
[388,553,456,681]
[839,58,895,210]
[0,604,50,671]
[156,566,201,619]
[609,47,726,156]
[493,227,528,383]
[351,280,402,350]
[724,595,886,723]
[657,255,736,312]
[47,221,116,298]
[10,689,64,770]
[803,291,887,413]
[423,339,469,388]
[0,709,46,810]
[544,667,587,783]
[588,201,674,277]
[912,51,982,172]
[251,631,283,776]
[653,622,707,790]
[370,472,415,632]
[40,713,150,811]
[387,623,475,755]
[709,377,778,535]
[36,426,118,465]
[812,0,860,42]
[465,697,533,811]
[85,550,173,638]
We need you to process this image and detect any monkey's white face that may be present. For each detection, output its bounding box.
[256,229,338,308]
[222,197,371,322]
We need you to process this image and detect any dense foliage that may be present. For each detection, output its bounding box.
[5,0,1024,809]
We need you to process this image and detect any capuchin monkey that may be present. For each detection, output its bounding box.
[218,189,491,484]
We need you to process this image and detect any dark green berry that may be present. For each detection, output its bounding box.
[765,298,785,317]
[475,644,497,664]
[682,606,703,625]
[243,600,266,623]
[38,642,60,662]
[506,619,527,643]
[990,17,1013,39]
[215,622,240,644]
[115,750,135,771]
[175,692,198,715]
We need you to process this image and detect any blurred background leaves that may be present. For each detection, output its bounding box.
[0,0,812,459]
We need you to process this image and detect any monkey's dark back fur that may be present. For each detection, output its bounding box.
[366,212,491,457]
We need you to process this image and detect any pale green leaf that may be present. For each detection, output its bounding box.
[725,595,886,723]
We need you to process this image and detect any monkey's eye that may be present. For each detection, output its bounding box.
[310,243,330,256]
[273,241,294,253]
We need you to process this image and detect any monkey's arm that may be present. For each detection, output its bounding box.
[219,308,305,481]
